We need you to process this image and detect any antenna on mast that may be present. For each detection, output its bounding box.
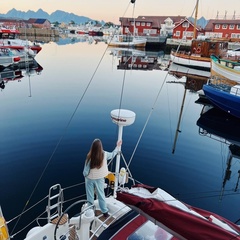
[110,109,136,197]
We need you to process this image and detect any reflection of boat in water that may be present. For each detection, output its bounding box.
[109,47,165,71]
[168,62,208,92]
[197,107,240,199]
[0,59,43,90]
[197,106,240,146]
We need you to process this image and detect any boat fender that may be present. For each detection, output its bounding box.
[105,172,115,189]
[0,216,9,240]
[119,167,127,184]
[196,47,201,54]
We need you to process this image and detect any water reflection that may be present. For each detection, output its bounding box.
[197,106,240,199]
[108,47,169,71]
[168,62,209,92]
[0,59,43,90]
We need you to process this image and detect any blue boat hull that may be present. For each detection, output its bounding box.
[203,84,240,118]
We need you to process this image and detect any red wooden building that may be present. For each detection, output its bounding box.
[172,18,204,39]
[204,19,240,40]
[119,16,185,36]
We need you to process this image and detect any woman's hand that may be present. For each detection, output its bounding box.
[117,140,122,147]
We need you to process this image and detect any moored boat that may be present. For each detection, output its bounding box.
[203,76,240,118]
[107,34,147,48]
[107,0,147,49]
[210,54,240,82]
[170,37,228,70]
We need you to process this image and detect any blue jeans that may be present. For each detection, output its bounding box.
[85,177,108,213]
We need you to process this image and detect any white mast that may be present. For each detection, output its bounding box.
[110,109,136,197]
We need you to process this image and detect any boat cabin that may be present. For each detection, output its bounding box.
[0,29,20,40]
[191,37,228,57]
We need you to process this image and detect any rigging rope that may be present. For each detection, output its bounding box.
[127,70,169,168]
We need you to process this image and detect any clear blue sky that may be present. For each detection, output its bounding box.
[2,0,239,23]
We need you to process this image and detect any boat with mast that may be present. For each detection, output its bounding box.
[107,0,147,48]
[170,0,228,71]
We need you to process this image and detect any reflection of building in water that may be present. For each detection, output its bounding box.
[109,48,167,71]
[196,107,240,199]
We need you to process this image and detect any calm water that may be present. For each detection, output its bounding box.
[1,37,240,238]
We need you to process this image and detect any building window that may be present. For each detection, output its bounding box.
[136,22,140,26]
[141,22,145,26]
[131,22,134,26]
[215,24,220,29]
[229,24,234,30]
[176,31,180,37]
[146,22,151,27]
[222,24,227,29]
[231,33,240,38]
[237,25,240,30]
[182,22,189,28]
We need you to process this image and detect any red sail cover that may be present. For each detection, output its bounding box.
[117,184,240,240]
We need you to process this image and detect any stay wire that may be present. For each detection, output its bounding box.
[127,71,169,168]
[10,44,110,235]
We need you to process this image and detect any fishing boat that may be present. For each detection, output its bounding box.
[170,36,228,71]
[107,0,147,48]
[0,27,42,57]
[170,0,228,70]
[203,76,240,118]
[210,54,240,82]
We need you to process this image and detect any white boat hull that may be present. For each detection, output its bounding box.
[211,58,240,82]
[108,36,147,48]
[170,52,211,70]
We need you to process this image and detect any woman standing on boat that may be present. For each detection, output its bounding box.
[83,138,122,216]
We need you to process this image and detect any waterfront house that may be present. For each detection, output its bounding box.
[119,16,185,37]
[204,19,240,41]
[172,18,204,40]
[26,18,51,29]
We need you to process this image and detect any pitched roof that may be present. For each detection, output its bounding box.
[174,18,202,31]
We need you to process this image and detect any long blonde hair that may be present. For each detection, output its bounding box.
[86,139,104,169]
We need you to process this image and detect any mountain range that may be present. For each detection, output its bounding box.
[0,8,100,24]
[0,8,208,28]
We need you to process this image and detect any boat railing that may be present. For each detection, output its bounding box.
[208,76,236,92]
[89,203,130,239]
[7,181,86,239]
